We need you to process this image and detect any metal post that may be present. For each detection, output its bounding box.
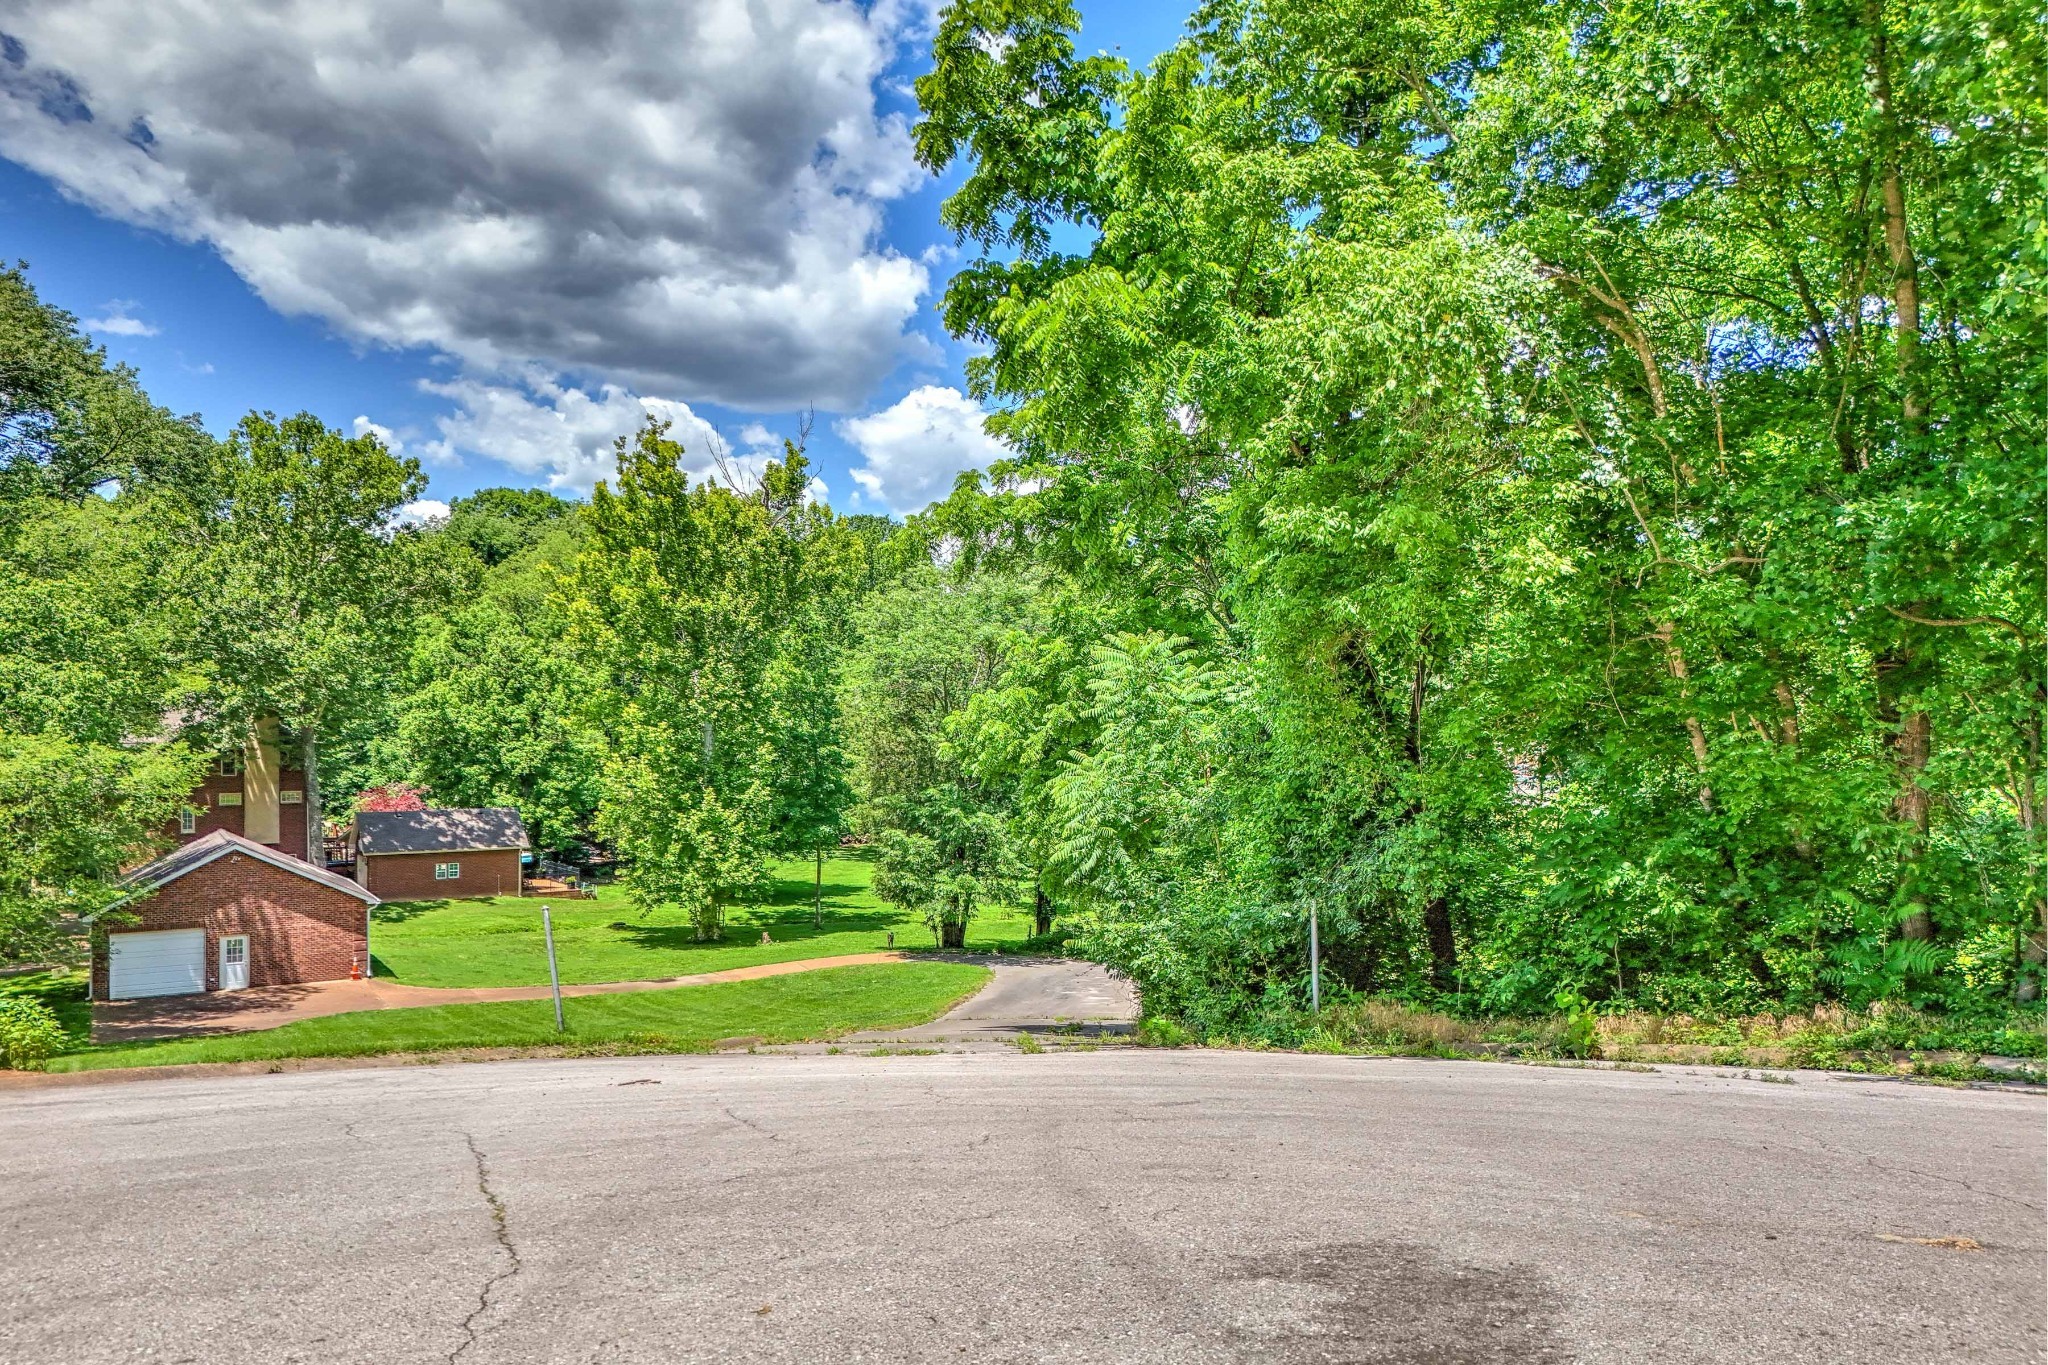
[1309,905,1321,1015]
[542,904,564,1033]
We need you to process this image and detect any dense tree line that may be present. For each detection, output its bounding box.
[2,0,2038,1033]
[904,0,2043,1026]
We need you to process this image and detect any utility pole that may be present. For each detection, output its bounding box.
[542,904,564,1033]
[1309,904,1321,1015]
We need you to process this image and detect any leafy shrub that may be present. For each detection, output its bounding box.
[0,996,66,1070]
[1135,1015,1193,1048]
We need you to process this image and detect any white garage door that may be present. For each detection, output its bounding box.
[108,929,206,999]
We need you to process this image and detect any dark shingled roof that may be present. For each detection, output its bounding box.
[109,829,379,909]
[357,807,530,856]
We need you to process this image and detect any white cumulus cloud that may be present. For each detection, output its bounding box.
[838,385,1008,516]
[0,0,932,409]
[351,415,402,453]
[395,498,450,527]
[410,376,738,496]
[84,301,158,336]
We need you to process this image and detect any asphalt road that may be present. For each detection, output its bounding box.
[3,1052,2041,1364]
[853,956,1140,1042]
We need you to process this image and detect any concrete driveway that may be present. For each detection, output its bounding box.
[1,1052,2039,1363]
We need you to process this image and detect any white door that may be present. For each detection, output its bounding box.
[108,929,206,999]
[218,935,250,990]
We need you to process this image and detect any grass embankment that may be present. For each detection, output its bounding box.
[372,851,1038,988]
[45,962,991,1073]
[1143,998,2046,1081]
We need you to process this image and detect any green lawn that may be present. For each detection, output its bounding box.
[369,850,1039,988]
[47,961,990,1072]
[1,968,92,1048]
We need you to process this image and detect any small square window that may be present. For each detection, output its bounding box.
[179,808,198,835]
[215,753,245,777]
[434,862,461,880]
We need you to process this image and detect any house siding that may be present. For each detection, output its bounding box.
[362,849,521,901]
[93,852,369,998]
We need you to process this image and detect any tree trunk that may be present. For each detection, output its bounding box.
[1034,883,1052,938]
[2017,736,2044,1002]
[1654,623,1713,810]
[1423,895,1458,991]
[1877,659,1935,942]
[814,849,823,929]
[2020,898,2046,1004]
[300,725,324,867]
[940,919,966,949]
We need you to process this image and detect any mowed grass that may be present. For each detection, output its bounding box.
[1,968,91,1047]
[47,962,990,1073]
[370,849,1037,988]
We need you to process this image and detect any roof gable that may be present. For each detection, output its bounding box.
[356,807,531,855]
[110,830,380,909]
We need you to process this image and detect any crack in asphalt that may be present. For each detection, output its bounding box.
[450,1133,523,1364]
[723,1106,785,1142]
[1800,1134,2043,1212]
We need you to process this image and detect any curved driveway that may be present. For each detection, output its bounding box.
[1,1051,2039,1363]
[851,955,1139,1042]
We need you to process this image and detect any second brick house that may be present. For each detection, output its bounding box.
[162,716,315,862]
[354,807,530,900]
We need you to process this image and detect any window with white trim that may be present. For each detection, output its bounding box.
[179,808,198,835]
[434,861,461,880]
[217,791,242,807]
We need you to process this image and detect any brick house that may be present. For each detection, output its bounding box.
[92,830,380,1000]
[161,716,315,863]
[354,807,529,900]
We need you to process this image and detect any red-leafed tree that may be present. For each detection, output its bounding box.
[355,782,431,813]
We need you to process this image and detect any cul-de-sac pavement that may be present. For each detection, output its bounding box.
[4,969,2041,1365]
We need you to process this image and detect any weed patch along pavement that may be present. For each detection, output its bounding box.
[369,851,1042,988]
[46,962,990,1072]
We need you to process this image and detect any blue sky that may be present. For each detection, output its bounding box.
[0,0,1189,519]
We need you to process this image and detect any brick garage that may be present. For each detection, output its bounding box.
[356,847,523,900]
[94,830,380,999]
[354,807,530,902]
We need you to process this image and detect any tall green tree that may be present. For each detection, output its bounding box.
[0,263,212,506]
[571,423,826,938]
[842,566,1034,946]
[173,413,442,864]
[0,267,209,961]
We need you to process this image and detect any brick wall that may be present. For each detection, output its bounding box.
[362,849,522,902]
[94,852,370,998]
[280,793,308,860]
[159,767,310,854]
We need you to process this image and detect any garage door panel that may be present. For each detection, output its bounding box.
[109,929,205,999]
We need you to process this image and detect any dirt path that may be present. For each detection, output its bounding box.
[92,952,912,1043]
